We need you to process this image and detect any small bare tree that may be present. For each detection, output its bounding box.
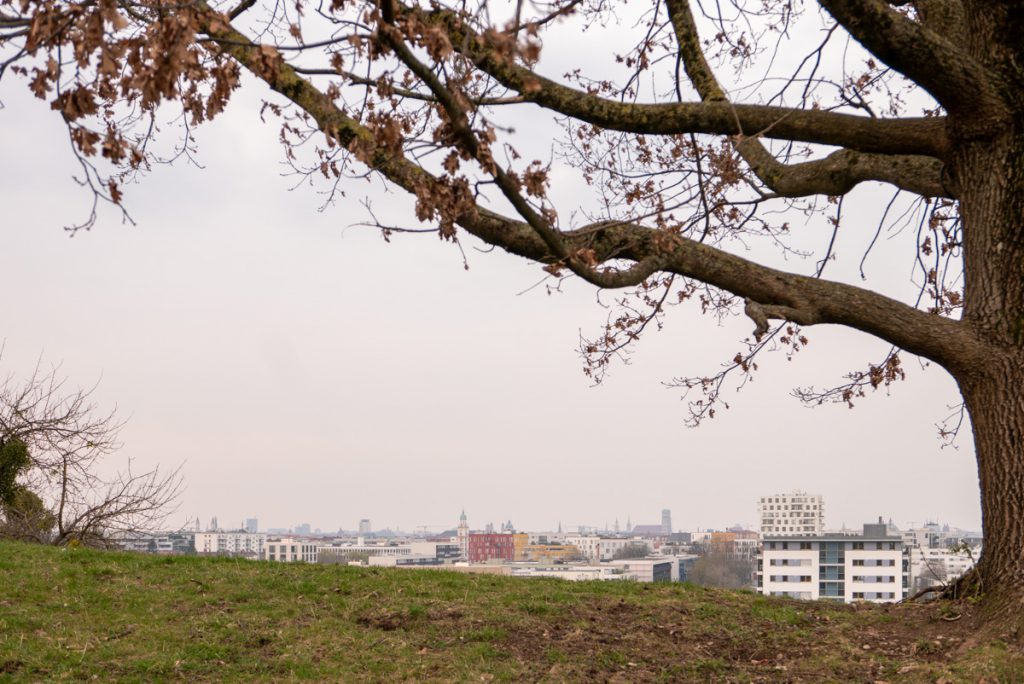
[0,358,182,548]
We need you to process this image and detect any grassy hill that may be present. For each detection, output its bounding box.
[0,542,1020,682]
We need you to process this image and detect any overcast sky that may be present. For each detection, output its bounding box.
[0,9,982,536]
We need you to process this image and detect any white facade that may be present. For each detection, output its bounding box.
[758,491,824,536]
[689,530,714,544]
[509,565,629,581]
[758,526,908,603]
[506,558,677,583]
[264,538,318,562]
[607,558,679,582]
[565,535,646,561]
[909,546,977,593]
[526,531,566,545]
[315,540,444,562]
[368,554,438,567]
[114,532,194,554]
[194,532,267,557]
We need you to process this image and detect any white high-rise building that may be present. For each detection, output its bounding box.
[758,491,824,536]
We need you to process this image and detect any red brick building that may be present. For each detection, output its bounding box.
[467,533,515,563]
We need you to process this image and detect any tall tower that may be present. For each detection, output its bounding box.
[457,509,469,560]
[661,509,672,535]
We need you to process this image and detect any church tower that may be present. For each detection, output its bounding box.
[457,509,469,560]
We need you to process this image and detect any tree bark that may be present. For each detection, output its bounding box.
[953,75,1024,608]
[960,355,1024,606]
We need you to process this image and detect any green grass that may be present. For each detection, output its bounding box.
[0,541,1021,681]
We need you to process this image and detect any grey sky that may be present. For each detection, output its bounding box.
[0,9,981,536]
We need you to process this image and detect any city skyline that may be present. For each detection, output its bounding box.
[188,507,979,538]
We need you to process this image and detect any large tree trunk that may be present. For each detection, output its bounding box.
[960,360,1024,605]
[952,43,1024,608]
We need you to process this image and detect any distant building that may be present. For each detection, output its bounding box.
[564,535,649,562]
[526,531,566,545]
[608,558,679,582]
[901,522,981,552]
[757,521,909,603]
[512,533,529,560]
[509,565,629,581]
[468,533,515,563]
[114,532,194,555]
[661,509,672,535]
[359,519,372,535]
[456,510,469,560]
[899,522,979,594]
[264,539,318,562]
[368,555,443,567]
[507,558,678,583]
[521,544,582,563]
[313,541,462,565]
[758,491,824,536]
[245,518,258,534]
[195,532,267,558]
[909,546,976,594]
[707,529,760,558]
[294,523,312,536]
[668,532,692,544]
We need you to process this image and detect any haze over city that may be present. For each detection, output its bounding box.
[3,78,979,536]
[1,0,982,537]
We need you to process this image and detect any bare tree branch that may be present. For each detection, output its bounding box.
[198,11,984,374]
[0,359,182,547]
[411,4,950,158]
[818,0,1007,125]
